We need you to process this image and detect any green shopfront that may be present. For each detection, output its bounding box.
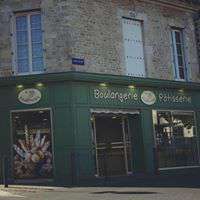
[0,71,200,185]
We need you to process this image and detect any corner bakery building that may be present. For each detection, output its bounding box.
[1,71,200,185]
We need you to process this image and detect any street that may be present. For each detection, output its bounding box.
[0,186,200,200]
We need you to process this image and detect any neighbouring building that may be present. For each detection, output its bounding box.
[0,0,200,185]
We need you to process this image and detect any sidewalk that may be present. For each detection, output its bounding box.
[0,174,200,200]
[0,185,200,200]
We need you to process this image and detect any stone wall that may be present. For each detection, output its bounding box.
[0,0,199,82]
[194,12,200,77]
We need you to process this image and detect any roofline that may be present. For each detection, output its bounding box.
[141,0,200,12]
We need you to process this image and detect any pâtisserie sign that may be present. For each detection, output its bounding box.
[159,93,191,103]
[93,88,192,106]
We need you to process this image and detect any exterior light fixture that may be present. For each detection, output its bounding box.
[178,89,184,93]
[17,85,23,89]
[36,82,44,87]
[128,85,135,89]
[99,83,107,87]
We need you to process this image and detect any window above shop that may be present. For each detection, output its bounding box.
[171,28,187,81]
[12,11,44,75]
[122,18,146,77]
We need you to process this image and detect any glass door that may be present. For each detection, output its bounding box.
[91,114,133,176]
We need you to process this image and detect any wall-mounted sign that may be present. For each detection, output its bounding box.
[72,58,85,65]
[18,88,41,105]
[92,87,193,106]
[141,91,156,105]
[158,93,191,104]
[94,89,138,103]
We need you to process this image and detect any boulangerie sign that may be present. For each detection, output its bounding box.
[18,88,41,105]
[92,87,193,106]
[93,89,139,103]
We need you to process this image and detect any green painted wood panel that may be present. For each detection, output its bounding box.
[53,106,73,147]
[74,106,95,177]
[128,114,145,172]
[0,72,200,184]
[141,109,155,174]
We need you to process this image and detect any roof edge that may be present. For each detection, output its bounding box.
[141,0,200,12]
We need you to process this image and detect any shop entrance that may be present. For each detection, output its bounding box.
[91,112,137,177]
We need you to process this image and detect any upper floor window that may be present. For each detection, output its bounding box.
[171,28,187,80]
[14,11,44,74]
[122,18,146,77]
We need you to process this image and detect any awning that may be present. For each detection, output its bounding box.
[90,108,140,115]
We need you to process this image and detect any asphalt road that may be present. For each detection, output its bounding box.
[0,186,200,200]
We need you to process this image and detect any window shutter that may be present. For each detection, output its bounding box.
[122,18,145,77]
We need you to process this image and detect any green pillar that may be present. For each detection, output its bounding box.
[128,114,145,172]
[141,109,155,174]
[195,111,200,156]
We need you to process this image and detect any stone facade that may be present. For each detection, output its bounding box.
[194,11,200,75]
[0,0,199,81]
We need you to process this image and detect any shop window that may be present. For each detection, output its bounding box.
[171,28,187,80]
[122,18,146,77]
[13,11,44,74]
[12,109,53,179]
[153,110,199,169]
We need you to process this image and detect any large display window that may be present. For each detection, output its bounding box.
[153,110,199,169]
[11,109,53,179]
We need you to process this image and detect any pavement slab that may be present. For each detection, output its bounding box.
[0,186,200,200]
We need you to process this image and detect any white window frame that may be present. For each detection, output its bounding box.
[171,28,187,81]
[12,11,44,75]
